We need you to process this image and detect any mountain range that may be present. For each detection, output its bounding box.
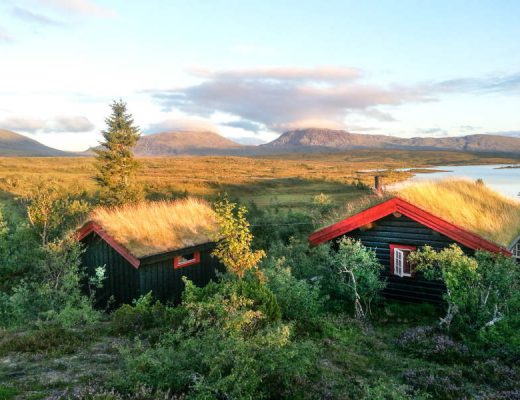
[1,128,520,157]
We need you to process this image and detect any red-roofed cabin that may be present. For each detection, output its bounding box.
[309,197,512,303]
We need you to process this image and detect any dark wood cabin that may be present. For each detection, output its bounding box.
[309,197,513,303]
[77,221,224,306]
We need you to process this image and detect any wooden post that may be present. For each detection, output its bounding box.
[374,175,383,196]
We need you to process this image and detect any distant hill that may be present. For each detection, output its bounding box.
[132,131,244,156]
[261,128,520,154]
[0,129,70,156]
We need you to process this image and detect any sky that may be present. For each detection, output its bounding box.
[0,0,519,151]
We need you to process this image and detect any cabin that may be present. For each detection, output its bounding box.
[77,198,224,306]
[309,179,520,303]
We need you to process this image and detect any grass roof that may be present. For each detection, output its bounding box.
[397,179,520,247]
[331,179,520,248]
[90,198,219,258]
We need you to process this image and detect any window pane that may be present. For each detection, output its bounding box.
[179,253,195,264]
[402,250,411,275]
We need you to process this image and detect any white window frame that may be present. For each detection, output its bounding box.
[513,242,520,259]
[393,247,413,277]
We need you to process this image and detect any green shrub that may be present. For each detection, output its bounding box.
[0,386,19,400]
[111,292,187,340]
[410,245,520,333]
[111,277,318,399]
[325,238,386,317]
[0,324,84,356]
[262,256,325,334]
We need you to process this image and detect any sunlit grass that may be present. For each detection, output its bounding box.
[91,198,218,257]
[398,179,520,247]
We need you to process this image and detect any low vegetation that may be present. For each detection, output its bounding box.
[1,144,520,398]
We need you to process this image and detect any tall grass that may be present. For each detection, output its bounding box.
[91,198,218,257]
[397,179,520,246]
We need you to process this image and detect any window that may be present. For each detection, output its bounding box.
[513,242,520,259]
[174,251,200,269]
[390,244,416,277]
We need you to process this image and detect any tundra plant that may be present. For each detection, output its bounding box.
[212,198,266,279]
[409,244,520,332]
[328,238,385,319]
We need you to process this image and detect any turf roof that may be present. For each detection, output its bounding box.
[334,179,520,248]
[90,198,219,258]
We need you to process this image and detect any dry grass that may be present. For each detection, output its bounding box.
[397,179,520,247]
[91,198,219,258]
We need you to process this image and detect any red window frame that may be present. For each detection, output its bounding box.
[173,251,200,269]
[389,244,416,277]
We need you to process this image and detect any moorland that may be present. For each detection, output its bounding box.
[1,149,520,399]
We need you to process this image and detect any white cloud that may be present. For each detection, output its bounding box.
[145,117,219,134]
[151,67,427,132]
[0,115,94,133]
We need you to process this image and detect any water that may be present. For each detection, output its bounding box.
[402,164,520,199]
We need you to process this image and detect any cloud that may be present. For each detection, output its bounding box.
[223,120,262,133]
[1,116,94,133]
[12,6,65,26]
[44,116,94,132]
[38,0,117,17]
[0,27,14,43]
[436,73,520,94]
[415,127,450,137]
[150,67,428,132]
[145,117,219,134]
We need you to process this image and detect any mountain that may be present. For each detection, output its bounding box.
[133,131,244,156]
[261,128,520,154]
[0,129,70,156]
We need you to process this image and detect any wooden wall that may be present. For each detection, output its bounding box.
[138,243,224,304]
[81,232,140,306]
[344,214,473,303]
[81,234,224,306]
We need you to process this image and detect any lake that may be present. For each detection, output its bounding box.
[396,164,520,200]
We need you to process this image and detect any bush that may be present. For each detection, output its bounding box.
[410,245,520,334]
[0,238,100,329]
[111,276,318,399]
[0,324,84,356]
[262,255,325,334]
[325,238,386,317]
[111,292,187,340]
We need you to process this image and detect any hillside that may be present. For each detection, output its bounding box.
[134,131,243,156]
[262,128,520,154]
[0,129,70,156]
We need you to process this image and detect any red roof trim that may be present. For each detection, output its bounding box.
[309,197,512,256]
[76,221,141,269]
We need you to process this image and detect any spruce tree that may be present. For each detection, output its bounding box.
[94,100,142,205]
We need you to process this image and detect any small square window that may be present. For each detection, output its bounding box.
[174,252,200,269]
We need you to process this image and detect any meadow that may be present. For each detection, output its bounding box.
[1,149,518,210]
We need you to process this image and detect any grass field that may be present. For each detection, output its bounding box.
[1,150,519,211]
